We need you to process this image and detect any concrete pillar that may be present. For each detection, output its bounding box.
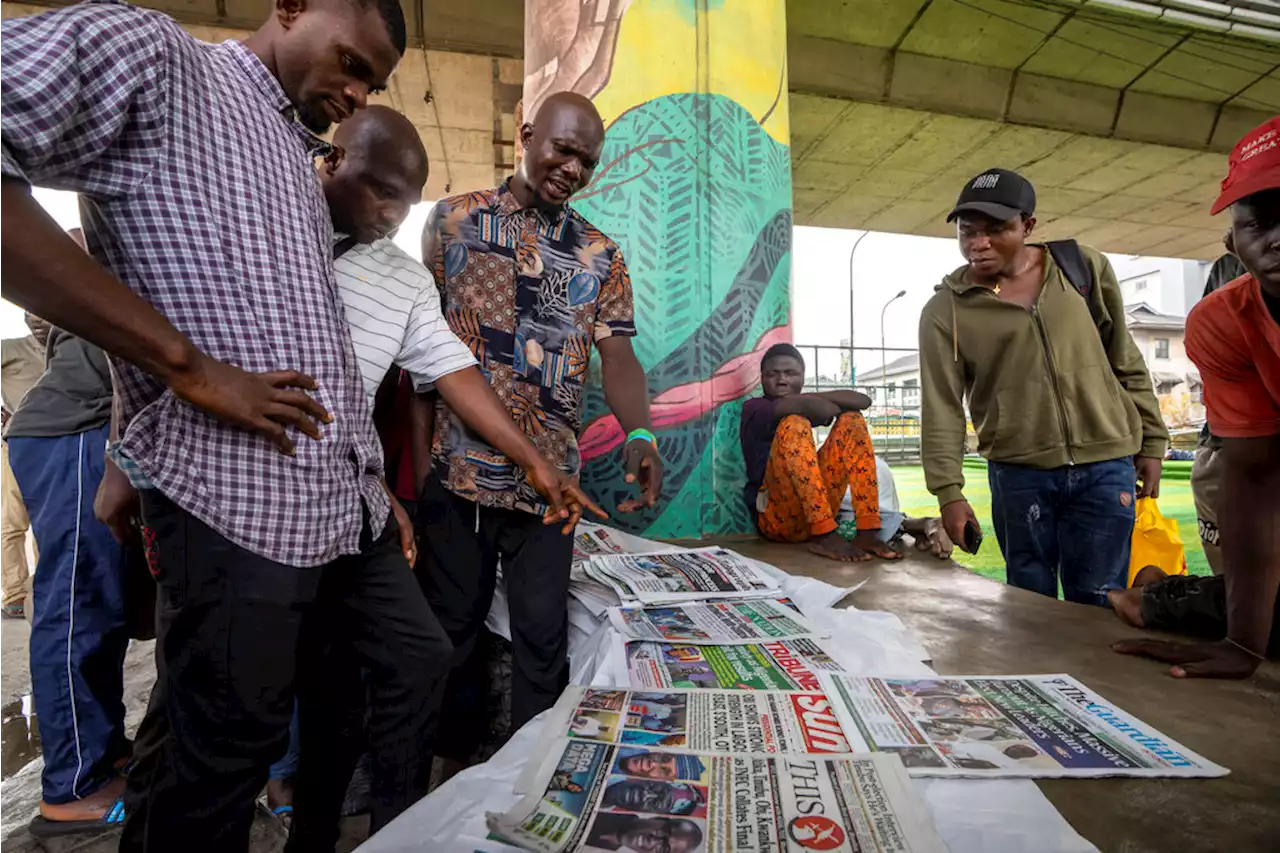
[524,0,793,537]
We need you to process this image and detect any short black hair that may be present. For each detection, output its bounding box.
[761,343,804,371]
[355,0,406,54]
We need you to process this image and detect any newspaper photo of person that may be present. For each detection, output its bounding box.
[581,690,629,712]
[614,749,708,782]
[572,709,623,740]
[599,778,708,817]
[582,813,705,853]
[625,695,687,732]
[619,731,687,747]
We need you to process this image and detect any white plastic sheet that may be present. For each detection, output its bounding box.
[368,525,1097,853]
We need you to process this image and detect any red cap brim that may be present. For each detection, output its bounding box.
[1211,168,1280,215]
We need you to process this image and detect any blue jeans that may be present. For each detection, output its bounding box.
[8,425,130,804]
[988,457,1135,607]
[268,704,301,781]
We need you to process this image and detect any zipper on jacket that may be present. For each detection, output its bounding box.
[1030,304,1075,465]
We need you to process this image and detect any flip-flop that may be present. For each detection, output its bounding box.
[257,798,293,832]
[1,603,24,619]
[27,798,125,838]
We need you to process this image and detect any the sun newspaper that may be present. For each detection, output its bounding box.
[625,638,845,691]
[607,597,820,645]
[488,739,946,853]
[585,548,779,604]
[516,687,862,793]
[821,673,1228,778]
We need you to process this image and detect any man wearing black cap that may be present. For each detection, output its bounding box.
[918,168,1167,606]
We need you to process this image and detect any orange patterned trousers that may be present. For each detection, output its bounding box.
[758,412,882,542]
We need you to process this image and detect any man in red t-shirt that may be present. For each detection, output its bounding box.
[1112,117,1280,678]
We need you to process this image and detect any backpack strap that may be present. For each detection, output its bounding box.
[333,235,360,260]
[1046,239,1094,300]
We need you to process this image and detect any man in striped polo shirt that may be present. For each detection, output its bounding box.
[255,106,607,844]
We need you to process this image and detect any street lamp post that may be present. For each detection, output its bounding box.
[880,289,907,407]
[847,231,869,386]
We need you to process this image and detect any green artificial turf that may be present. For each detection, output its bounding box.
[884,459,1206,583]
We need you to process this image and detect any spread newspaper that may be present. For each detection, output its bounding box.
[608,597,820,645]
[585,548,779,604]
[626,639,844,692]
[516,687,861,793]
[488,739,947,853]
[821,673,1228,778]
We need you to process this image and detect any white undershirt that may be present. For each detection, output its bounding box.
[333,236,477,409]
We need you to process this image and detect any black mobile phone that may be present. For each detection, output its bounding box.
[962,520,984,554]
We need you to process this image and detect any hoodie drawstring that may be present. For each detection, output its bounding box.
[950,289,958,363]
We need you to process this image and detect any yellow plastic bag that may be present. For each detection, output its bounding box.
[1128,497,1186,586]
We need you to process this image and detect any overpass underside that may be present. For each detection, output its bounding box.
[3,0,1276,260]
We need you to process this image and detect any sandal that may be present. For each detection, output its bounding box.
[257,798,293,833]
[1,602,24,619]
[28,799,125,838]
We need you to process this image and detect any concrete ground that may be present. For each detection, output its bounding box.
[3,544,1276,851]
[722,538,1280,853]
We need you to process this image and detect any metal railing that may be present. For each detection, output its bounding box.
[792,343,922,463]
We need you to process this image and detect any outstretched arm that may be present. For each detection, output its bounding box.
[598,335,662,512]
[1220,435,1279,658]
[1,5,327,455]
[434,367,606,528]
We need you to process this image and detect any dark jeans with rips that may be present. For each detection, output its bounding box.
[988,456,1136,607]
[120,491,451,853]
[416,477,575,763]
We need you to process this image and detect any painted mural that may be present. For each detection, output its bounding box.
[525,0,792,537]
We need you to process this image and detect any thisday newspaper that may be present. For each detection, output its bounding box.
[488,739,946,853]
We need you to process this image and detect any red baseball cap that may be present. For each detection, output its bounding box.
[1212,116,1280,215]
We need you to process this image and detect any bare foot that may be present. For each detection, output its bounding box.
[807,531,871,562]
[903,517,953,560]
[39,775,126,823]
[851,531,902,560]
[265,777,293,829]
[1107,587,1146,628]
[1131,565,1168,588]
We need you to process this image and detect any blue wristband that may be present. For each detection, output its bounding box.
[626,428,657,447]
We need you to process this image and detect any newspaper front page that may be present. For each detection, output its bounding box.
[586,548,779,604]
[822,673,1228,778]
[626,639,845,692]
[517,687,861,793]
[608,598,819,645]
[489,739,947,853]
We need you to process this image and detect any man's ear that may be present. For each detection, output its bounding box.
[323,144,345,176]
[519,123,535,151]
[1224,229,1236,257]
[277,0,306,29]
[1022,215,1037,239]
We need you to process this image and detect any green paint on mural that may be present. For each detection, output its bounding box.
[576,92,791,537]
[657,0,728,26]
[574,93,792,372]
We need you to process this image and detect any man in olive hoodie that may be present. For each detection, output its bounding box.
[919,169,1167,606]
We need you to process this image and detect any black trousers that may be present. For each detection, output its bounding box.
[121,491,451,853]
[416,477,575,761]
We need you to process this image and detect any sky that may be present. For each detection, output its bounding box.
[0,189,964,365]
[1,189,1172,382]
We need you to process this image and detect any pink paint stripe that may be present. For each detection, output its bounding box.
[580,324,791,461]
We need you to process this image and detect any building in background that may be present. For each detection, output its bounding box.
[856,353,921,410]
[1111,256,1214,317]
[1124,303,1203,431]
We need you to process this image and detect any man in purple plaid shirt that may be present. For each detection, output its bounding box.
[0,0,453,847]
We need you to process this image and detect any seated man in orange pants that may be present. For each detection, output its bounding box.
[740,344,901,562]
